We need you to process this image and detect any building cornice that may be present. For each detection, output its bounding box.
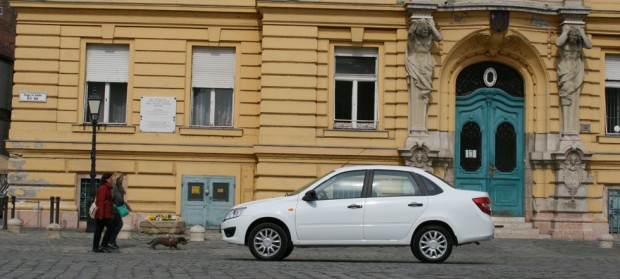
[10,0,257,13]
[434,3,583,16]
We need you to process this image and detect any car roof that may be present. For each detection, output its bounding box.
[334,165,425,174]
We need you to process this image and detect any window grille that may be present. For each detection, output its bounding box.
[456,62,523,97]
[609,190,620,234]
[79,178,99,221]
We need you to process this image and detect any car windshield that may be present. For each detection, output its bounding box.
[285,175,325,196]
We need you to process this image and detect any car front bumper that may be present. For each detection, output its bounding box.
[220,215,252,245]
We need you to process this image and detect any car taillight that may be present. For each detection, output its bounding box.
[473,197,492,215]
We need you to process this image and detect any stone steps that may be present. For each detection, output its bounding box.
[493,217,552,239]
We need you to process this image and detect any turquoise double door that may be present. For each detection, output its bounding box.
[455,88,524,216]
[181,176,235,229]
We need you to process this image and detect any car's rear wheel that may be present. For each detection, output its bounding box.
[411,225,453,263]
[248,222,289,261]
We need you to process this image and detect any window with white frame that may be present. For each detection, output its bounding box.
[606,54,620,134]
[334,47,378,130]
[85,44,128,124]
[191,47,235,127]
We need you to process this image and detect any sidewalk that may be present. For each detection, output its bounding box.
[0,228,224,254]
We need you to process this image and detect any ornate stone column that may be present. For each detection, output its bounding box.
[547,147,594,239]
[528,0,606,241]
[535,0,598,240]
[400,1,452,178]
[557,2,591,146]
[404,1,441,135]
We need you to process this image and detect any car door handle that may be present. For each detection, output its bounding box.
[408,202,424,207]
[347,204,363,209]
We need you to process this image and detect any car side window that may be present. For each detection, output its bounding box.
[417,175,444,196]
[314,170,366,200]
[371,170,422,197]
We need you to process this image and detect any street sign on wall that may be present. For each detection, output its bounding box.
[19,91,47,102]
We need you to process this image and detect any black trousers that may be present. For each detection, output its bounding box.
[109,213,123,245]
[92,217,114,250]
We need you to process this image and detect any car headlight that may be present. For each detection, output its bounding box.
[224,207,246,220]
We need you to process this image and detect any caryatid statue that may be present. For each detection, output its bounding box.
[556,24,592,139]
[406,18,442,133]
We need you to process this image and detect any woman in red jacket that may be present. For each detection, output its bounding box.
[92,173,114,253]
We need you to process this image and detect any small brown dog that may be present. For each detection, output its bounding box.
[147,236,188,249]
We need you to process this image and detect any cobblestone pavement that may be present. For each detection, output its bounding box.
[1,228,619,278]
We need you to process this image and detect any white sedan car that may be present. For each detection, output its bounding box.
[221,165,494,263]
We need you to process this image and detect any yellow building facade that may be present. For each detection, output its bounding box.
[6,0,620,240]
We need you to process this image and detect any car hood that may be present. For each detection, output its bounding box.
[233,194,298,209]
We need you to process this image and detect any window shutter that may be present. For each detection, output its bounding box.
[606,54,620,88]
[86,44,129,82]
[192,47,236,89]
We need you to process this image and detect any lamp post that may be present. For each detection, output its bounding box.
[85,94,101,232]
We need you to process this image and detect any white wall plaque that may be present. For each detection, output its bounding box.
[19,92,47,102]
[140,96,176,133]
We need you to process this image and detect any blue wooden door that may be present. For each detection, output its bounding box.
[455,88,524,216]
[181,176,235,229]
[205,177,235,229]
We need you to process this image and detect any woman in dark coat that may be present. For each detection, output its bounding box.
[92,173,114,253]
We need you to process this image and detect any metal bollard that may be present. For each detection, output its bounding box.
[1,196,7,230]
[49,196,54,224]
[10,196,16,219]
[6,196,22,234]
[55,196,60,224]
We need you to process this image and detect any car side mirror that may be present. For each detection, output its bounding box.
[302,190,317,201]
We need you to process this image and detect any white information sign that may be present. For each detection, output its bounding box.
[19,91,48,102]
[465,149,477,158]
[140,96,176,133]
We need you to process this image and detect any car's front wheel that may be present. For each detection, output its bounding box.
[411,225,453,263]
[282,241,294,259]
[248,222,290,261]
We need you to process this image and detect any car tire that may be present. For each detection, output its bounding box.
[411,225,453,263]
[248,222,289,261]
[281,241,294,260]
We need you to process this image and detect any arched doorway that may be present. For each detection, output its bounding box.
[454,62,524,217]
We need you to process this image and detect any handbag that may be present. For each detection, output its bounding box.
[89,198,97,219]
[114,203,129,218]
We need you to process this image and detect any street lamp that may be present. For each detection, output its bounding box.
[85,94,101,232]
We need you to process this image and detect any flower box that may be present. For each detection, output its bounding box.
[139,220,187,234]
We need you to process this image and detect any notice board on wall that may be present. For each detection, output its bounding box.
[140,96,176,133]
